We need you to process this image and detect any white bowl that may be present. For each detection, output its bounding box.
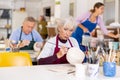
[66,47,85,65]
[33,42,43,52]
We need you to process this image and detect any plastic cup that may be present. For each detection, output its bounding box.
[103,62,116,77]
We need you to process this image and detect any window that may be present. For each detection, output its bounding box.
[44,7,51,17]
[104,0,120,26]
[104,0,115,26]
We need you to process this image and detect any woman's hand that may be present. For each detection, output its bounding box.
[107,32,119,39]
[83,27,89,33]
[90,30,96,37]
[114,34,119,38]
[78,24,89,33]
[56,46,68,59]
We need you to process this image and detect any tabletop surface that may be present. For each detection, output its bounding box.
[0,64,120,80]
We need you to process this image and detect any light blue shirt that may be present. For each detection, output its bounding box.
[9,27,43,43]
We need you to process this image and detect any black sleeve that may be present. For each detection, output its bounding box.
[37,55,58,65]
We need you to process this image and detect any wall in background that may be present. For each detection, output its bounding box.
[0,1,12,9]
[0,0,55,39]
[0,0,119,39]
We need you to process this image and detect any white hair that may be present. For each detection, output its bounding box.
[56,17,75,29]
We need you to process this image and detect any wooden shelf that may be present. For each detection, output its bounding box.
[0,27,11,29]
[0,9,12,38]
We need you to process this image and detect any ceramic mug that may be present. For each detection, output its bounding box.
[75,64,86,80]
[87,63,99,77]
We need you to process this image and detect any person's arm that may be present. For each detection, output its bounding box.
[37,37,59,65]
[18,40,30,48]
[97,16,118,38]
[76,12,90,33]
[38,55,58,65]
[106,33,118,38]
[37,39,55,64]
[33,30,43,42]
[37,38,68,65]
[9,30,19,42]
[38,45,68,65]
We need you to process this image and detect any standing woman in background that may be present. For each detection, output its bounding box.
[37,15,48,39]
[72,2,118,51]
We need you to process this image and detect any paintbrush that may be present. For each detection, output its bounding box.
[47,41,71,49]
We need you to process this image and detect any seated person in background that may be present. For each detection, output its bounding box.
[37,18,79,65]
[9,16,43,50]
[37,15,48,39]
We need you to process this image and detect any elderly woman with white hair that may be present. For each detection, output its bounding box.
[37,18,80,64]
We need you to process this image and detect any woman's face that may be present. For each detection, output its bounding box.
[58,26,74,40]
[40,16,44,21]
[96,6,104,15]
[40,16,42,21]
